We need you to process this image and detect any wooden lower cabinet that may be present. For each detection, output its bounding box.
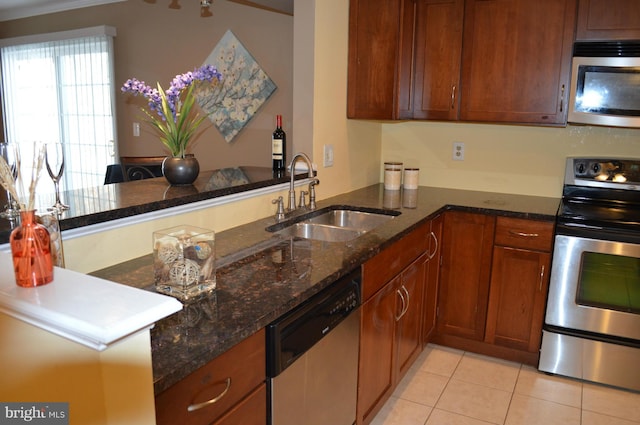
[357,222,430,425]
[484,217,553,354]
[358,255,427,425]
[358,279,397,425]
[422,214,443,343]
[436,211,495,341]
[396,254,427,379]
[434,212,554,365]
[155,329,266,425]
[485,246,550,353]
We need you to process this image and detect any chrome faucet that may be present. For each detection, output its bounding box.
[288,152,315,211]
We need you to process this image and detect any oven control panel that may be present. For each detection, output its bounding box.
[566,157,640,189]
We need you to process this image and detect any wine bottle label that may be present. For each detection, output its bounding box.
[272,138,283,159]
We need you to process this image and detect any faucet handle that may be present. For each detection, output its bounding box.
[298,190,308,209]
[272,196,285,221]
[308,179,319,210]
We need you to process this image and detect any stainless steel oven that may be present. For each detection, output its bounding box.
[539,157,640,392]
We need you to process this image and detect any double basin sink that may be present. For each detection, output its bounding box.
[266,206,400,242]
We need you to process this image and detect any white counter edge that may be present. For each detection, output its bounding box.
[0,179,314,349]
[0,253,182,351]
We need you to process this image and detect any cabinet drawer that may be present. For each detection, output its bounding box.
[494,217,553,252]
[156,329,265,425]
[213,384,266,425]
[362,222,429,300]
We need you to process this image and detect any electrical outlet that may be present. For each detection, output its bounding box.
[323,144,334,167]
[453,142,465,161]
[133,122,141,137]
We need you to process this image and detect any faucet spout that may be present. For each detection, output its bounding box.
[288,152,314,211]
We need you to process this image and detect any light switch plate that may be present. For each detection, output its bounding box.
[323,144,334,167]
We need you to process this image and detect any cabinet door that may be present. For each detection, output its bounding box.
[437,211,495,341]
[485,246,550,352]
[412,0,464,120]
[423,214,443,343]
[460,0,577,125]
[396,254,427,379]
[357,279,398,425]
[576,0,640,40]
[347,0,416,119]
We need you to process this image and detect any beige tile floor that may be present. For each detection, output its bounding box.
[372,344,640,425]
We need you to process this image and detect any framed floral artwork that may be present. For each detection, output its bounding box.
[197,30,277,143]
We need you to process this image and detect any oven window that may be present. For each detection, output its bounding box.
[577,252,640,313]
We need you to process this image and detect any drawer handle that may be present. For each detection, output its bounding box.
[508,230,539,238]
[187,377,231,412]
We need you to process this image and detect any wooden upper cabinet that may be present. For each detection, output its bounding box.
[347,0,416,120]
[412,0,464,120]
[576,0,640,40]
[460,0,577,125]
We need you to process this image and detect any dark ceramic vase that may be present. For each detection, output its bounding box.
[162,155,200,186]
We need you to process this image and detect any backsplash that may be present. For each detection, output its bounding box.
[382,121,640,198]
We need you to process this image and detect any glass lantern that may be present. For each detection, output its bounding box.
[153,225,216,301]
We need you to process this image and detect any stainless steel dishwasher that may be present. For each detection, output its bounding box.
[266,268,361,425]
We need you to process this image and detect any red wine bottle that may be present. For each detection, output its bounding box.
[272,115,286,173]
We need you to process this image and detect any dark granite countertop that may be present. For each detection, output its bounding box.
[0,166,304,244]
[90,184,560,394]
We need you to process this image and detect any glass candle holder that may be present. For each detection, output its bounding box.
[153,225,216,301]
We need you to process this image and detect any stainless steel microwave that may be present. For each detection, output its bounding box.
[568,42,640,128]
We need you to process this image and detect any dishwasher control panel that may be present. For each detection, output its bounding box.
[266,268,361,377]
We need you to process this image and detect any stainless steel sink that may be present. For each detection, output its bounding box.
[267,207,399,242]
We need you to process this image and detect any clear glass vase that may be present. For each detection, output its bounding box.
[10,209,54,287]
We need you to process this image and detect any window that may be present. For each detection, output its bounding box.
[0,26,117,195]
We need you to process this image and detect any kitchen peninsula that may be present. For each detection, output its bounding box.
[91,184,559,394]
[1,179,559,425]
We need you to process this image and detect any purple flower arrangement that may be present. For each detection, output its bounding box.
[122,64,223,158]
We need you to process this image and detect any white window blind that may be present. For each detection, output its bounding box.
[0,26,117,196]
